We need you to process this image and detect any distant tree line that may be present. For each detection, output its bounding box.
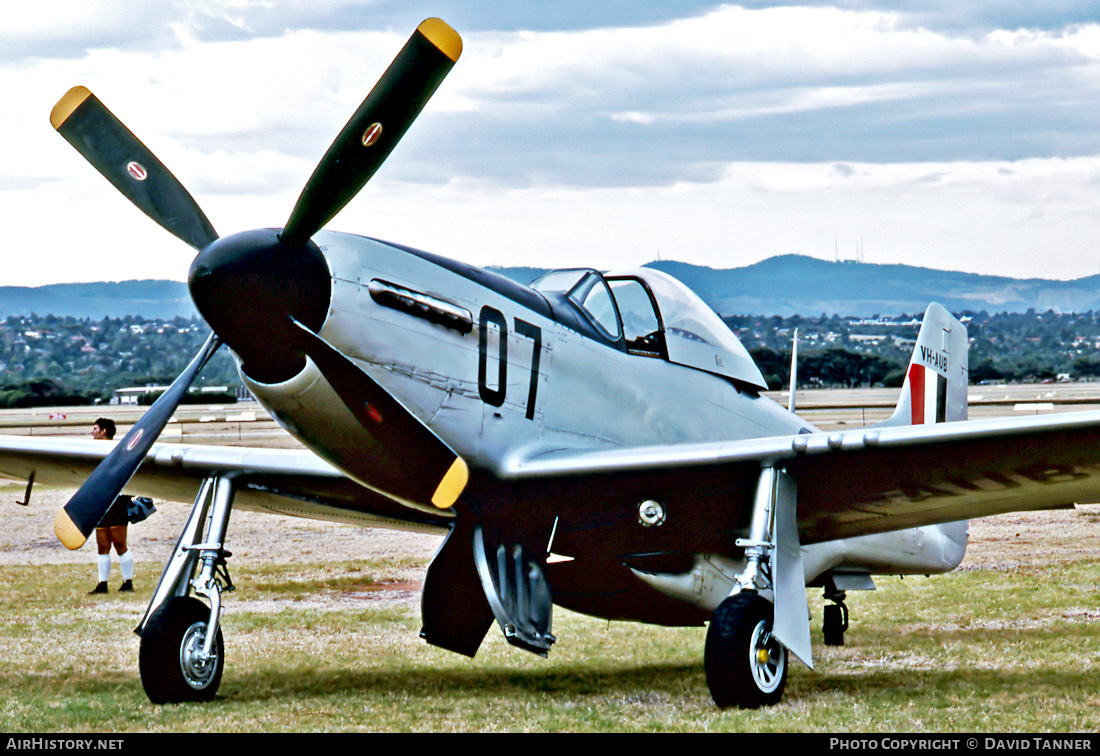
[730,308,1100,389]
[4,307,1100,406]
[750,347,905,390]
[0,378,94,408]
[0,314,239,408]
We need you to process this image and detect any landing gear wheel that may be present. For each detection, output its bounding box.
[705,591,788,708]
[139,596,224,703]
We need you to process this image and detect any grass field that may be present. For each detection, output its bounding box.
[4,393,1100,732]
[2,556,1099,732]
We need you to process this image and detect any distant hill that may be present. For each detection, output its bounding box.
[0,280,195,320]
[9,256,1100,319]
[648,256,1100,317]
[492,255,1100,317]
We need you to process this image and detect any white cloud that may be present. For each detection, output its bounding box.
[328,154,1100,283]
[7,3,1100,286]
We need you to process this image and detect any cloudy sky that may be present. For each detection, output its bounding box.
[6,1,1100,286]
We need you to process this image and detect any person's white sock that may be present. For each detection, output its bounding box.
[119,551,134,581]
[97,554,111,583]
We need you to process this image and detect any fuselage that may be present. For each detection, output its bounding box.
[240,230,811,502]
[230,230,965,624]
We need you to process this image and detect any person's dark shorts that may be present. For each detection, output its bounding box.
[97,496,131,529]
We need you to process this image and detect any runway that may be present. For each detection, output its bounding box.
[0,401,301,447]
[4,381,1099,441]
[766,381,1100,430]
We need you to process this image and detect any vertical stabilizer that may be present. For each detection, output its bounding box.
[819,303,971,591]
[880,303,968,427]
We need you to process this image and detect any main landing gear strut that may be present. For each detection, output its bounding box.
[136,475,236,703]
[704,467,811,708]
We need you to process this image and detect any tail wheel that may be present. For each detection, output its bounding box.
[705,591,788,708]
[823,602,848,646]
[139,596,224,703]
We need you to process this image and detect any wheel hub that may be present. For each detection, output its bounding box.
[750,622,786,694]
[180,621,218,689]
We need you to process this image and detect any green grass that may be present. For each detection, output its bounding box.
[2,560,1099,732]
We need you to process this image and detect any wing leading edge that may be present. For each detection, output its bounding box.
[0,435,451,533]
[500,409,1100,544]
[10,406,1100,545]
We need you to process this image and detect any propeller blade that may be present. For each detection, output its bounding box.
[280,18,462,246]
[51,86,218,250]
[54,334,221,549]
[291,320,468,509]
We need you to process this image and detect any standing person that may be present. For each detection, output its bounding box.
[89,418,134,594]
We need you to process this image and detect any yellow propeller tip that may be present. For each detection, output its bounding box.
[431,457,468,509]
[53,509,87,550]
[50,86,92,130]
[418,18,463,62]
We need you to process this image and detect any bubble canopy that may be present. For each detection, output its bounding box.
[531,267,767,389]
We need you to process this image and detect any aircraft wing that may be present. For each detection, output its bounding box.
[0,435,450,533]
[499,409,1100,544]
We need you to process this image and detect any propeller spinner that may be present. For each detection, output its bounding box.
[49,18,466,548]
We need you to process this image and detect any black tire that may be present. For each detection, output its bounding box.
[139,596,224,703]
[705,591,788,708]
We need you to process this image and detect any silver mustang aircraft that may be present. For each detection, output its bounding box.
[7,18,1100,708]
